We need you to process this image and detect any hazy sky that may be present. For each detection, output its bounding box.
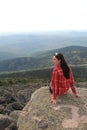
[0,0,87,33]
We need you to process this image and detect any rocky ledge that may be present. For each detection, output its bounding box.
[17,86,87,130]
[0,83,41,130]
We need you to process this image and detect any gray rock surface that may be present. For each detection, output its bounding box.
[17,87,87,130]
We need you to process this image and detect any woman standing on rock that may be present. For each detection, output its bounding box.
[51,53,81,104]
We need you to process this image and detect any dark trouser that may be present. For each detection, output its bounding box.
[49,85,52,94]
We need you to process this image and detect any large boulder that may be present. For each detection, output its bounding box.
[0,96,6,104]
[4,102,24,115]
[17,88,31,104]
[3,90,16,103]
[17,87,87,130]
[0,114,15,130]
[10,110,21,121]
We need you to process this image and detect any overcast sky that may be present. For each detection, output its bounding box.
[0,0,87,33]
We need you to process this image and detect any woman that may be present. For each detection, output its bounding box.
[51,53,81,104]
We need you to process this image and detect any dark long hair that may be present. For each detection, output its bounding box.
[54,53,70,79]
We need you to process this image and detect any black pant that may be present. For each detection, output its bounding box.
[49,85,52,94]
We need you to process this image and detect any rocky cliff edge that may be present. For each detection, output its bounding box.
[17,87,87,130]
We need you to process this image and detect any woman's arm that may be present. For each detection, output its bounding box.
[70,67,77,94]
[70,67,82,97]
[51,70,59,101]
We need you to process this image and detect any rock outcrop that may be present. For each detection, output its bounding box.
[0,114,17,130]
[17,87,87,130]
[0,83,41,130]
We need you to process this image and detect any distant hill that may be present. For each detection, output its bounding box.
[0,46,87,72]
[0,31,87,61]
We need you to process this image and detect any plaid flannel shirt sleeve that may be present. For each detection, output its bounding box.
[70,67,77,94]
[52,69,59,100]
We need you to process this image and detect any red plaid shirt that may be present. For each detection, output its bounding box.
[51,64,77,100]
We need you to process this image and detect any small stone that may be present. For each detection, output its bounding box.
[38,120,48,129]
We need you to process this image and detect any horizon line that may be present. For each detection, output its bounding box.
[0,30,87,36]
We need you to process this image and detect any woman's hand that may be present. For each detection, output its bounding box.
[75,93,82,98]
[52,99,57,104]
[51,98,57,104]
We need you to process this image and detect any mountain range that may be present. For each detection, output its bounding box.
[0,31,87,61]
[0,45,87,72]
